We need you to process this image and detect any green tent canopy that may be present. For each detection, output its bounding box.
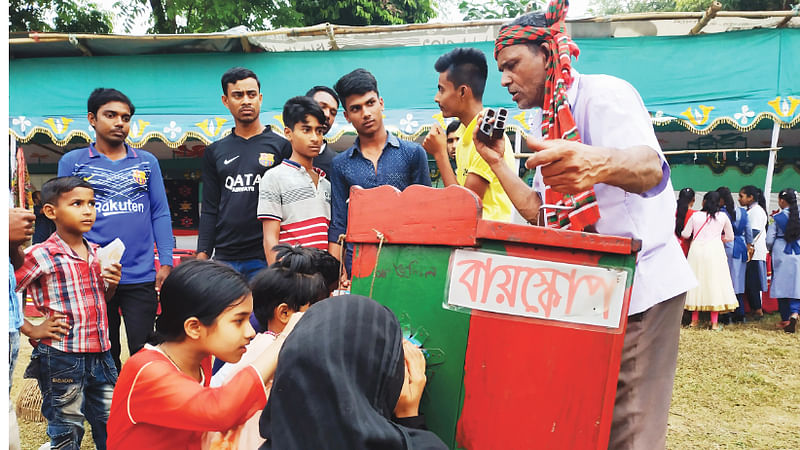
[9,27,800,148]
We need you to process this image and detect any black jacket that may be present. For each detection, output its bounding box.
[197,126,291,260]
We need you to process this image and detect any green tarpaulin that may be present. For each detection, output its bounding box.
[9,28,799,147]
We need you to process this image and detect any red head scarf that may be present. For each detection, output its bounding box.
[495,0,600,231]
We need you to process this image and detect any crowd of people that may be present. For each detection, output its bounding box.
[676,185,800,332]
[7,1,797,449]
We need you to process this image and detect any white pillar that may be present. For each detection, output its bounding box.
[763,121,780,212]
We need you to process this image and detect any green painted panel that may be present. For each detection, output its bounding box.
[351,244,469,449]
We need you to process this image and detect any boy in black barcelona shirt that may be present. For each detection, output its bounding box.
[197,67,292,279]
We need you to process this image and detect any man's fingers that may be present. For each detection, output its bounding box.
[525,148,563,169]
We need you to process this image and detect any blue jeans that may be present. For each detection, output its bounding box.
[32,345,117,450]
[217,258,267,281]
[9,331,20,390]
[777,298,800,321]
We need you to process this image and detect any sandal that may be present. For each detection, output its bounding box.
[785,315,798,334]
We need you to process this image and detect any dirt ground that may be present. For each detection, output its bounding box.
[11,314,800,449]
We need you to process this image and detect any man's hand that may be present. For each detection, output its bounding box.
[102,262,122,289]
[472,112,507,167]
[9,208,35,244]
[156,265,172,290]
[394,339,427,418]
[195,252,209,260]
[524,138,610,194]
[422,124,448,158]
[21,313,71,341]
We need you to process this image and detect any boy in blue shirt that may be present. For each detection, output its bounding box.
[58,88,173,371]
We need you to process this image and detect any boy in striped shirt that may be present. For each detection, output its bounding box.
[258,97,331,264]
[15,176,122,449]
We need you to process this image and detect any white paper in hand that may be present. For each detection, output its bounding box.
[97,238,125,270]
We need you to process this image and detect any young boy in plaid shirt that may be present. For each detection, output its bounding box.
[16,176,122,450]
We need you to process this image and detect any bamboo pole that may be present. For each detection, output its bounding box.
[690,1,723,35]
[575,10,799,22]
[511,147,781,158]
[8,10,797,46]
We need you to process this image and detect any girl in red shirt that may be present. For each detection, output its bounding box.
[107,260,301,449]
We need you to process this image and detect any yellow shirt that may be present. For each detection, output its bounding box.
[455,115,516,222]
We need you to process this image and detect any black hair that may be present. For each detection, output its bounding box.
[151,260,250,344]
[446,119,461,135]
[309,248,340,294]
[501,12,549,57]
[779,188,800,242]
[87,88,135,116]
[333,69,379,108]
[701,191,722,219]
[434,48,489,101]
[675,187,695,236]
[740,185,767,212]
[272,244,339,294]
[505,11,549,28]
[41,176,94,206]
[221,67,260,95]
[251,259,328,328]
[282,96,327,130]
[716,186,736,223]
[305,86,340,108]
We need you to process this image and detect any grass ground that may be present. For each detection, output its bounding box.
[12,314,800,449]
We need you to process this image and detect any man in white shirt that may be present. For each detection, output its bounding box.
[473,5,696,448]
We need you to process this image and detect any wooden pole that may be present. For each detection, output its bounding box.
[512,147,781,158]
[690,1,723,35]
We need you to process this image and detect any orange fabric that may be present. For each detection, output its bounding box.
[107,348,267,450]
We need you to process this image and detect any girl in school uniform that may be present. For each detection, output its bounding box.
[107,260,301,449]
[682,191,738,330]
[766,188,800,333]
[717,186,753,323]
[675,187,696,257]
[739,185,768,320]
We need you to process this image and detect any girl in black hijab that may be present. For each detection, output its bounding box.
[259,295,447,450]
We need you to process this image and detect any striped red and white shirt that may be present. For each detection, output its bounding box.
[257,159,331,250]
[15,232,110,353]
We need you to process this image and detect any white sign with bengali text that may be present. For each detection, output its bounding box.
[447,249,628,328]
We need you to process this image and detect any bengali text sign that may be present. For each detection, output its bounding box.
[447,249,628,328]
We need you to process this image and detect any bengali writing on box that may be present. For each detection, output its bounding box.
[447,249,628,328]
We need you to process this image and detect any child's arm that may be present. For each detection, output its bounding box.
[20,313,70,340]
[256,170,284,264]
[102,262,122,299]
[262,220,281,265]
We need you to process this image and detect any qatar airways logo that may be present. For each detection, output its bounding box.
[97,200,145,216]
[225,173,263,193]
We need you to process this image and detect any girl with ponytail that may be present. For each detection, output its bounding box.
[739,185,768,320]
[681,191,738,330]
[716,187,753,323]
[766,188,800,333]
[675,187,696,256]
[107,260,303,448]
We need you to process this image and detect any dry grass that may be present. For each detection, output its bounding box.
[667,313,800,449]
[12,315,799,449]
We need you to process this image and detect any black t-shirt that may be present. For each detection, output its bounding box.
[197,126,292,260]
